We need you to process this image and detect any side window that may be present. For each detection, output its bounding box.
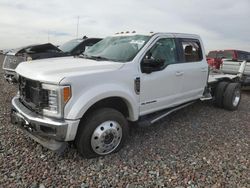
[238,52,249,61]
[180,40,203,62]
[247,54,250,61]
[145,38,177,66]
[238,52,244,60]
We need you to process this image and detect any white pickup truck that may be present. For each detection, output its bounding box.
[11,32,244,158]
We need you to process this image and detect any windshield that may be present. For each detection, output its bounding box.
[218,51,233,59]
[83,35,151,62]
[59,39,82,53]
[208,50,234,59]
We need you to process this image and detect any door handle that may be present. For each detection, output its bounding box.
[201,67,208,72]
[175,71,184,76]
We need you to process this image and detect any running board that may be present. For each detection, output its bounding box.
[137,101,195,127]
[200,94,213,101]
[200,87,213,101]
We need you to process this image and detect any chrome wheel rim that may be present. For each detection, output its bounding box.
[232,89,240,107]
[91,121,122,155]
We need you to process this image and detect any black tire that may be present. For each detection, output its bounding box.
[75,108,129,158]
[214,81,229,108]
[223,83,241,110]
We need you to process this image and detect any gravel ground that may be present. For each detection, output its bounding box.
[0,59,249,187]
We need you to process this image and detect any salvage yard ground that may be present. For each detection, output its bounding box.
[0,56,249,187]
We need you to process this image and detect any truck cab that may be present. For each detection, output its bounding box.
[12,32,238,158]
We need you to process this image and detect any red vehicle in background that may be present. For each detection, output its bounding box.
[207,49,250,69]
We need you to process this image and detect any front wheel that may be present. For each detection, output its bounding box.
[75,108,129,158]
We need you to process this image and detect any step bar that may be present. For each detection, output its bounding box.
[138,101,195,127]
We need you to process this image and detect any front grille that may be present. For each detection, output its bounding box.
[19,76,48,113]
[3,55,26,70]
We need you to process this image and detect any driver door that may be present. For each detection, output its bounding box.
[139,37,184,115]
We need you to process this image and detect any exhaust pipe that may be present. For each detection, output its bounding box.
[237,60,247,78]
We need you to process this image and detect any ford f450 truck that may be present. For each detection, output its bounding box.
[11,32,245,158]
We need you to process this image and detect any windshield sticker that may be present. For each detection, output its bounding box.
[130,40,145,45]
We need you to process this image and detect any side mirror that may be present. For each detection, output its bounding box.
[141,58,165,74]
[72,49,82,55]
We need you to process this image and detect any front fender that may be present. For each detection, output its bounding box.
[64,84,139,121]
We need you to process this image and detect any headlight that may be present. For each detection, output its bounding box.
[42,84,71,118]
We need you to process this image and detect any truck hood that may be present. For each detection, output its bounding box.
[16,56,124,83]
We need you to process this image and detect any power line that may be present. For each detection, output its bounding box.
[76,16,79,38]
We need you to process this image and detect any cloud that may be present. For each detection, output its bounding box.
[0,0,249,52]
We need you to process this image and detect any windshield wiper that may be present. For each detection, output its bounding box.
[92,56,110,61]
[81,54,111,61]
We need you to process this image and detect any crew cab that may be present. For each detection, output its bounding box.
[11,32,244,158]
[2,36,101,83]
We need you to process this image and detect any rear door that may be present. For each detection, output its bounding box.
[176,38,208,101]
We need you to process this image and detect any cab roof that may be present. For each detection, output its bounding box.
[112,31,200,39]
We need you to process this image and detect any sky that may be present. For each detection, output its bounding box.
[0,0,249,53]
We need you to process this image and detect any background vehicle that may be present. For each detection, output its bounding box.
[207,49,250,69]
[58,36,101,55]
[10,32,245,158]
[2,36,102,82]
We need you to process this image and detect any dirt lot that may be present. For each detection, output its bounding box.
[0,59,249,187]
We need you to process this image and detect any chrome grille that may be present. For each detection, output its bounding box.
[3,55,26,70]
[19,76,48,113]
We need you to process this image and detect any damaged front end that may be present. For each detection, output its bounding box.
[10,76,79,152]
[2,43,64,84]
[3,54,27,83]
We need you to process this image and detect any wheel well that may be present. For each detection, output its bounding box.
[210,79,232,93]
[84,97,130,119]
[219,78,235,82]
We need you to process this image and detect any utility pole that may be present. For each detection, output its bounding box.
[48,30,50,42]
[76,16,79,38]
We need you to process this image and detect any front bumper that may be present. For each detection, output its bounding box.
[11,96,80,151]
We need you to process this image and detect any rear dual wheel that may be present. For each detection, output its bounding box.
[215,81,228,108]
[215,82,241,110]
[223,83,241,110]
